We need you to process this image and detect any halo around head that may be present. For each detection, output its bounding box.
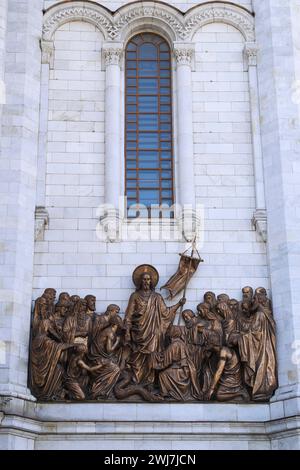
[132,264,159,288]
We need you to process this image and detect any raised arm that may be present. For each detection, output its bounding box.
[169,297,186,321]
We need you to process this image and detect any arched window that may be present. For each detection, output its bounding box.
[125,33,174,218]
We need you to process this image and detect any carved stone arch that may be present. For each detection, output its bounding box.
[111,2,185,42]
[183,2,255,42]
[43,1,254,43]
[42,1,114,41]
[121,19,177,49]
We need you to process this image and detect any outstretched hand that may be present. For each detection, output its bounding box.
[179,297,186,307]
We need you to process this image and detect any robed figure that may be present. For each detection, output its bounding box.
[30,315,72,400]
[238,288,277,401]
[124,265,185,386]
[88,305,123,399]
[152,326,202,401]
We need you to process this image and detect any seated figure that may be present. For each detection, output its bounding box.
[89,320,123,400]
[64,343,103,400]
[152,325,202,401]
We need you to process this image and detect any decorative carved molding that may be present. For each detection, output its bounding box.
[43,1,255,43]
[112,5,185,40]
[174,47,194,66]
[42,4,114,41]
[184,3,255,41]
[103,46,123,67]
[98,209,121,243]
[35,206,49,242]
[244,42,258,68]
[40,40,54,67]
[252,209,267,242]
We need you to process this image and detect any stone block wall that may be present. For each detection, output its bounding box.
[33,2,268,314]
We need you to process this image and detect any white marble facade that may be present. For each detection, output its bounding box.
[0,0,300,450]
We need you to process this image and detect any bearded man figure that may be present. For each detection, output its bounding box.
[124,265,185,387]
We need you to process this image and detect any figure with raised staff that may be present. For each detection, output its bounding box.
[124,265,186,386]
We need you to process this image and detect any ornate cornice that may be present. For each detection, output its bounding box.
[43,1,255,43]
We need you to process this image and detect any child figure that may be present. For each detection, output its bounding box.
[64,343,103,400]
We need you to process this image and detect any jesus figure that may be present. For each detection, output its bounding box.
[124,265,186,386]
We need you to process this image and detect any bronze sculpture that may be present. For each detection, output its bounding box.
[161,254,201,299]
[152,325,202,401]
[29,266,278,403]
[237,287,277,401]
[124,265,186,386]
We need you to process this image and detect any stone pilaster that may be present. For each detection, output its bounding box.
[253,1,300,436]
[244,42,267,242]
[174,43,196,241]
[35,40,54,239]
[103,43,123,212]
[0,0,43,398]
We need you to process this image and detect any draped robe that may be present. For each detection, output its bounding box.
[89,316,122,399]
[89,327,121,399]
[125,291,177,385]
[238,305,277,401]
[153,337,201,401]
[30,330,65,400]
[215,347,249,402]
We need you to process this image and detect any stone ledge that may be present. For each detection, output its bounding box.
[35,402,271,422]
[7,396,300,423]
[1,398,300,449]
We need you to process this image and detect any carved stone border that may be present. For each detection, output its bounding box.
[183,2,255,41]
[43,1,255,42]
[42,3,114,40]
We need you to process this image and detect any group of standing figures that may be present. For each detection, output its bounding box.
[30,265,277,403]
